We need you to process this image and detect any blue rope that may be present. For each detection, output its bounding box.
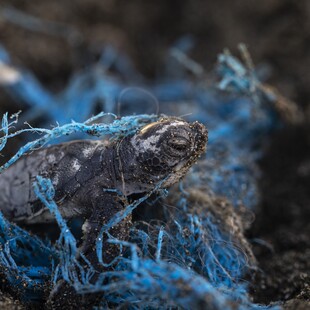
[0,44,283,309]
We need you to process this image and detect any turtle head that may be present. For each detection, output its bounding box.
[131,117,208,188]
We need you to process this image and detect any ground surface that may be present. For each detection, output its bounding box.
[0,1,309,309]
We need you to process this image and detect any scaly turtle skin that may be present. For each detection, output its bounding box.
[0,117,207,266]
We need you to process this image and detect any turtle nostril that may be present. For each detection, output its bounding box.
[192,122,208,142]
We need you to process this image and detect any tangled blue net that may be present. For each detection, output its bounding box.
[0,38,289,309]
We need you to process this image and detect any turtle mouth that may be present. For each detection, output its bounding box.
[191,121,208,156]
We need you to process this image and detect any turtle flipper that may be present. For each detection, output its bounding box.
[79,192,132,270]
[48,193,132,308]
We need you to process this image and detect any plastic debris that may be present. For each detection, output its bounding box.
[0,34,295,309]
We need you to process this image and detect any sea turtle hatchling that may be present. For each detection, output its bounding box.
[0,117,207,265]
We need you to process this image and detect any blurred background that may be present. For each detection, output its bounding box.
[1,0,310,109]
[0,0,309,307]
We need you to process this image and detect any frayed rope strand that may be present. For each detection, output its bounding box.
[0,112,157,173]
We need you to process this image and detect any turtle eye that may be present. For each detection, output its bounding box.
[167,137,189,152]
